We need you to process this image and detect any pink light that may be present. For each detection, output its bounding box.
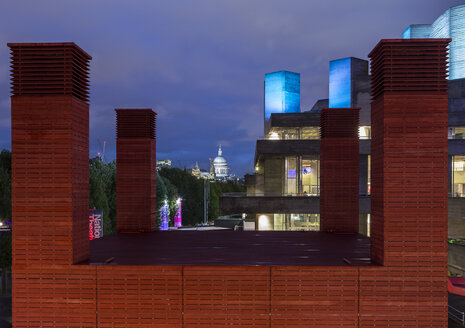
[174,199,182,227]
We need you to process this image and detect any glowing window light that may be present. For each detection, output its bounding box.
[258,215,271,230]
[269,132,279,140]
[160,200,169,231]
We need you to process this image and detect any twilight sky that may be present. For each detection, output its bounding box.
[0,0,463,176]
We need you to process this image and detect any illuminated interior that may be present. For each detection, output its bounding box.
[359,126,371,139]
[265,127,320,140]
[257,213,320,231]
[452,155,465,197]
[449,127,465,139]
[284,156,320,196]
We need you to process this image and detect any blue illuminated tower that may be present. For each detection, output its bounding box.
[329,57,370,110]
[402,4,465,80]
[264,71,300,133]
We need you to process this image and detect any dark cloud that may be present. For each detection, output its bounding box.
[0,0,463,175]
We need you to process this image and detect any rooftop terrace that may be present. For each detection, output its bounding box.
[88,231,372,266]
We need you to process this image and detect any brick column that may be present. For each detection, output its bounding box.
[9,43,91,265]
[320,107,359,233]
[116,108,157,232]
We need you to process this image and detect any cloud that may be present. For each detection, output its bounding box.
[0,0,462,175]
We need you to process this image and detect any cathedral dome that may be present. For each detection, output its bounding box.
[212,145,230,179]
[213,155,227,164]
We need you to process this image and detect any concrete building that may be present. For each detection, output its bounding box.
[221,49,465,235]
[221,57,372,232]
[403,4,465,80]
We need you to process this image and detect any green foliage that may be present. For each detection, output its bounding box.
[158,167,245,226]
[0,232,11,269]
[0,150,11,221]
[208,180,245,221]
[89,159,116,235]
[158,167,202,226]
[0,150,11,269]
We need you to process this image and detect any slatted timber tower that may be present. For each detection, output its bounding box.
[364,38,450,326]
[9,42,91,265]
[9,40,450,328]
[116,108,157,232]
[320,107,360,233]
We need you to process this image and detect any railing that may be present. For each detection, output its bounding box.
[0,267,11,296]
[449,305,465,326]
[221,192,320,197]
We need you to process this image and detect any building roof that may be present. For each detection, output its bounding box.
[88,231,373,266]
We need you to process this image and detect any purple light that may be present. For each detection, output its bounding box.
[174,198,182,227]
[160,201,169,231]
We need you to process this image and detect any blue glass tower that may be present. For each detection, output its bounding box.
[264,71,300,124]
[402,4,465,80]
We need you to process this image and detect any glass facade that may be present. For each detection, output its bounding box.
[266,127,320,140]
[359,126,371,139]
[284,156,320,196]
[285,156,298,195]
[452,155,465,197]
[449,127,465,139]
[264,71,300,120]
[301,156,320,196]
[329,57,351,108]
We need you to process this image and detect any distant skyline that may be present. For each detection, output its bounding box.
[0,0,463,176]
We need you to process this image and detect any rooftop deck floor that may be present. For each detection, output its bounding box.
[89,231,373,266]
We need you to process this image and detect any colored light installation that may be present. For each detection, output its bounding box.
[329,58,351,108]
[159,200,169,231]
[89,209,103,240]
[264,71,300,121]
[174,198,182,227]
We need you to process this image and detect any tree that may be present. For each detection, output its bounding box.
[158,168,203,226]
[0,150,11,221]
[89,158,113,235]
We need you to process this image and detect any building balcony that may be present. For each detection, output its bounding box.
[254,139,371,164]
[220,193,371,214]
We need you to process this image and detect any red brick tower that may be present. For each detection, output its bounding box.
[361,39,450,326]
[320,107,360,233]
[116,108,157,232]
